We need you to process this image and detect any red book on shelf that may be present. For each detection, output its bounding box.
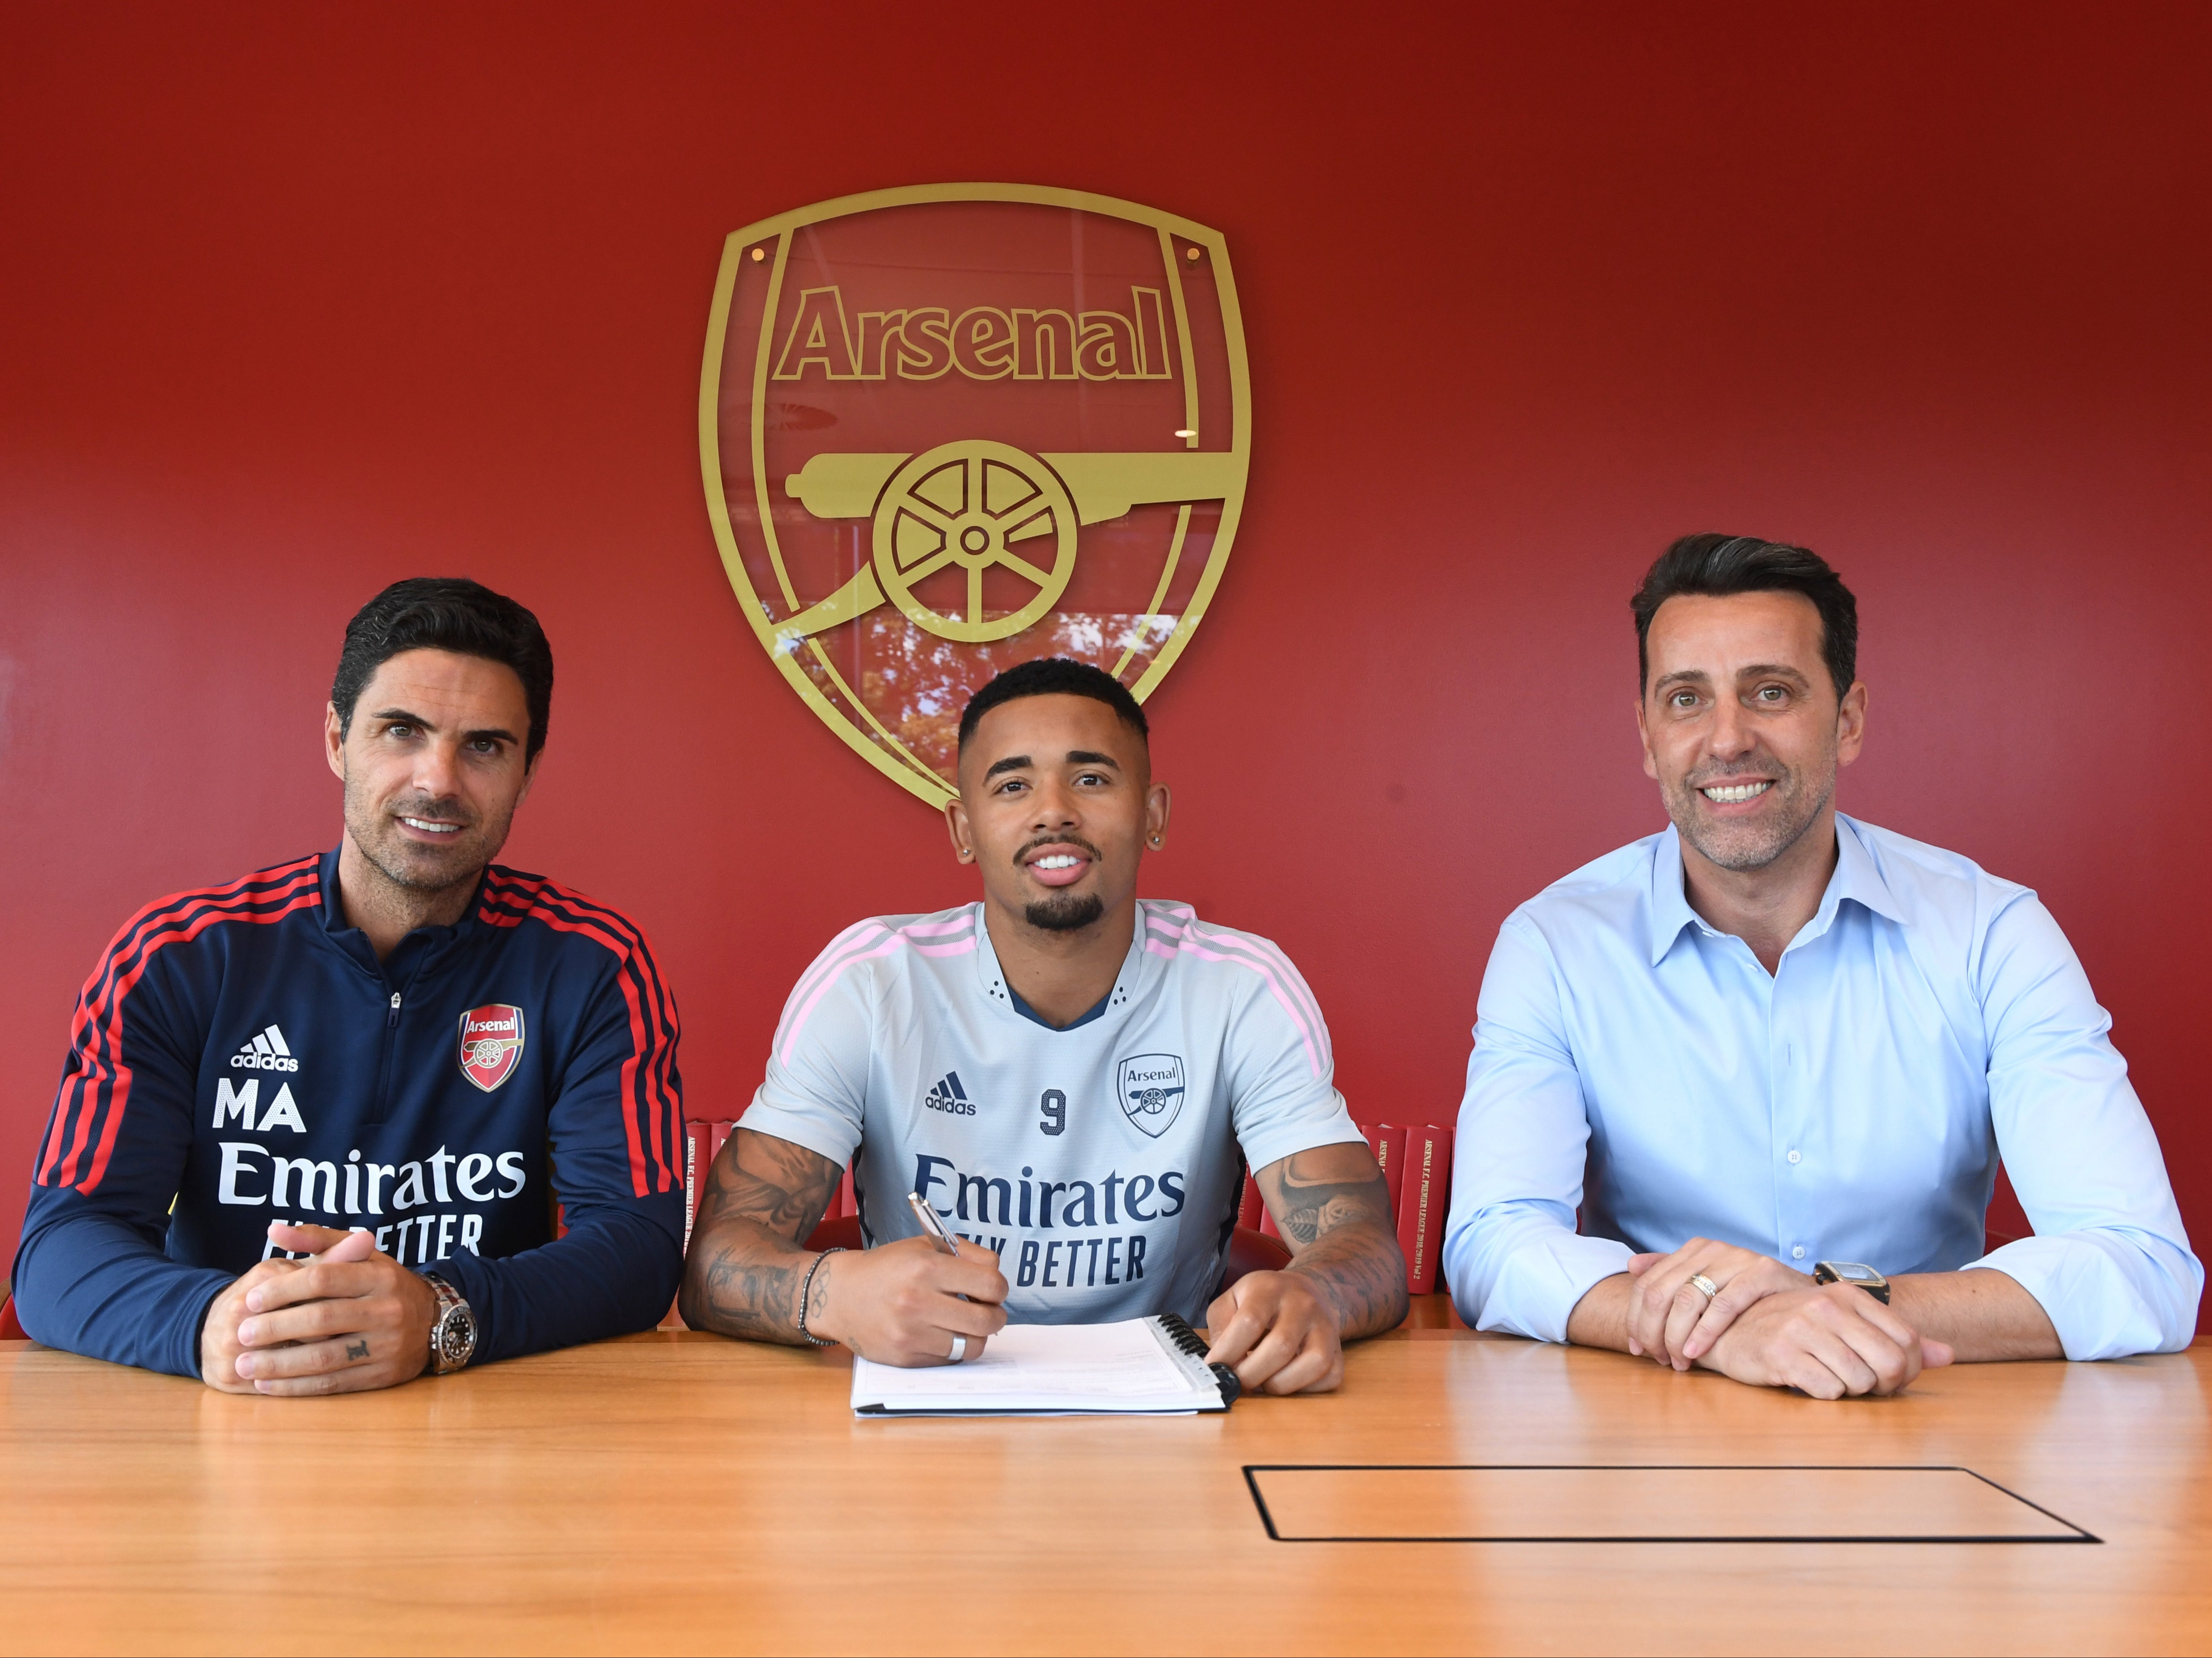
[1388,1124,1455,1295]
[1237,1171,1265,1231]
[683,1119,713,1248]
[1357,1122,1408,1222]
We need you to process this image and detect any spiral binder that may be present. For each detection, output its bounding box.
[1158,1313,1243,1407]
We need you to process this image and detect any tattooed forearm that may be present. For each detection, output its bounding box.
[1256,1145,1408,1339]
[679,1129,843,1344]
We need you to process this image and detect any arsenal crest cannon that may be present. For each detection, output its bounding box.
[777,442,1242,645]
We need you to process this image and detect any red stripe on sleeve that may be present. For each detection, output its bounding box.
[478,888,655,1197]
[476,870,683,1199]
[42,863,323,1194]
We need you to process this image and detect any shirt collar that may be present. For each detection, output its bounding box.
[1647,826,1702,967]
[1830,812,1907,927]
[317,844,484,975]
[1647,814,1905,967]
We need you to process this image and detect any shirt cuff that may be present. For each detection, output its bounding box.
[1965,1233,2198,1360]
[734,1104,860,1174]
[1469,1231,1635,1343]
[1236,1118,1370,1180]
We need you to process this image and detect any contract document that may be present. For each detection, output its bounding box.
[850,1314,1237,1416]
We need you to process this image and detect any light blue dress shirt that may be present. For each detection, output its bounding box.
[1443,814,2200,1359]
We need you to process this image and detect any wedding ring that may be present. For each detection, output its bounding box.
[946,1334,968,1364]
[1688,1272,1720,1300]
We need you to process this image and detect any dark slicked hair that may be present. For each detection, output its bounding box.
[332,578,555,762]
[958,657,1149,751]
[1631,534,1858,700]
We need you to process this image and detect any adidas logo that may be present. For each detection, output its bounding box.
[922,1071,975,1117]
[229,1023,300,1073]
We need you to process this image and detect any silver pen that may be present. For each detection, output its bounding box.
[907,1191,962,1256]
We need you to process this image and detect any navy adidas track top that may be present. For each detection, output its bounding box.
[15,850,686,1378]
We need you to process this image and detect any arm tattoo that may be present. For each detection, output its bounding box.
[1257,1146,1409,1339]
[679,1130,842,1345]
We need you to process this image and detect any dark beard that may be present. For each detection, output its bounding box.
[1024,892,1105,933]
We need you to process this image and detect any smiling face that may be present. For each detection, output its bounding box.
[1637,590,1866,873]
[948,693,1168,936]
[324,648,537,896]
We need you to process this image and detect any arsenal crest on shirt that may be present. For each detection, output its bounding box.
[1116,1054,1187,1138]
[458,1004,526,1092]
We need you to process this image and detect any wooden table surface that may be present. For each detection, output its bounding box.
[4,1308,2208,1656]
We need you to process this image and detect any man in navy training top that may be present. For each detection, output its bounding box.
[15,578,686,1393]
[682,658,1406,1394]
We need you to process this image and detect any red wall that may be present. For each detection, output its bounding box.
[4,4,2208,1314]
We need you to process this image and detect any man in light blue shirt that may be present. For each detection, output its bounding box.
[1444,534,2199,1398]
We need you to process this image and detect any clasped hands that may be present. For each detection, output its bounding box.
[200,1222,439,1395]
[1624,1239,1954,1399]
[812,1235,1343,1393]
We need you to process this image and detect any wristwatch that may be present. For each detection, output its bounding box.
[1813,1261,1891,1304]
[424,1274,478,1373]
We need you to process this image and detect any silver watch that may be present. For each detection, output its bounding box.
[424,1274,478,1374]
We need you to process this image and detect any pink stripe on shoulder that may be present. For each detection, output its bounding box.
[913,938,977,958]
[775,913,976,1063]
[1196,924,1330,1049]
[1172,936,1326,1080]
[898,913,976,938]
[774,924,889,1054]
[784,920,886,1010]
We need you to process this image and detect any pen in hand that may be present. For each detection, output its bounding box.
[907,1192,972,1301]
[907,1191,961,1257]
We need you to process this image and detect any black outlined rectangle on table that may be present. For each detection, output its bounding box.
[1244,1465,2098,1544]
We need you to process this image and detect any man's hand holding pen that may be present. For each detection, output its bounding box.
[801,1196,1009,1367]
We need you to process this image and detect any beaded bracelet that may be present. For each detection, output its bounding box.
[796,1246,845,1347]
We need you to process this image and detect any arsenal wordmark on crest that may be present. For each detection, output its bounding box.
[699,184,1252,807]
[458,1005,525,1093]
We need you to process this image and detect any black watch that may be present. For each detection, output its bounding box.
[424,1273,478,1373]
[1813,1261,1890,1304]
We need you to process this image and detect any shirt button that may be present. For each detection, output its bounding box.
[1791,1246,1806,1260]
[1787,1150,1802,1164]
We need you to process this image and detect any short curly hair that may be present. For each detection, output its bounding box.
[957,657,1148,751]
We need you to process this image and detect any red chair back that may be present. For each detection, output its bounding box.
[804,1214,865,1252]
[0,1295,27,1341]
[1224,1225,1291,1285]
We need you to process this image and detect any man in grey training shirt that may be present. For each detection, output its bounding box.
[681,659,1406,1393]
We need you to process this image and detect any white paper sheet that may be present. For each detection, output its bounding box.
[851,1318,1221,1416]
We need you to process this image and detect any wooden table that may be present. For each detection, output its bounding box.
[4,1308,2208,1656]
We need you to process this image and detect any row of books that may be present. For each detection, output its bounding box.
[676,1118,1455,1295]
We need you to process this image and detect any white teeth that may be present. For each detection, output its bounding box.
[402,818,462,834]
[1033,854,1082,870]
[1700,782,1773,804]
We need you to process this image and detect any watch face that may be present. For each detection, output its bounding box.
[435,1309,475,1367]
[1828,1262,1883,1284]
